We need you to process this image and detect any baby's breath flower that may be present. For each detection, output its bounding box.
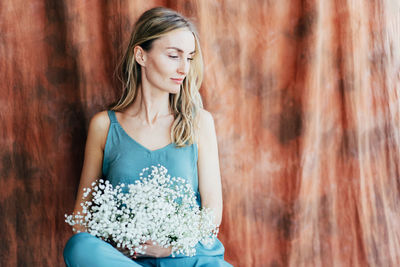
[65,165,218,257]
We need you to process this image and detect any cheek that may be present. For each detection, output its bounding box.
[150,57,176,77]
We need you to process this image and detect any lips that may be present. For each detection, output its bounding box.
[171,78,184,84]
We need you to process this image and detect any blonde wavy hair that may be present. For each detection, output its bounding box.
[109,7,204,147]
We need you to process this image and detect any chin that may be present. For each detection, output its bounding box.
[168,86,182,95]
[170,90,181,95]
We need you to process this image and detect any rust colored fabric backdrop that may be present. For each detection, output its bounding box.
[1,0,400,266]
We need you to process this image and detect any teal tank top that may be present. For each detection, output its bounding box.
[102,110,226,258]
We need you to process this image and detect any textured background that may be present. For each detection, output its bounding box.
[1,0,400,266]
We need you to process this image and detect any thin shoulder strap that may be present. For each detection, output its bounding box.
[107,110,118,124]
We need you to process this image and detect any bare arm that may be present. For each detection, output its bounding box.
[69,111,171,258]
[71,111,110,232]
[197,109,223,226]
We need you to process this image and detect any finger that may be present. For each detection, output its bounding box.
[132,251,145,259]
[122,251,131,257]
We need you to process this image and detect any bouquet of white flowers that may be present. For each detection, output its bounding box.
[65,164,219,257]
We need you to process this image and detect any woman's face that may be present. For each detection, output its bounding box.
[138,28,196,94]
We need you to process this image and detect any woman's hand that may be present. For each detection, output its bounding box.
[140,240,172,258]
[114,240,172,259]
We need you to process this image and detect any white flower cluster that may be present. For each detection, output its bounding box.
[65,164,218,257]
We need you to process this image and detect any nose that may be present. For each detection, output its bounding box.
[177,58,190,76]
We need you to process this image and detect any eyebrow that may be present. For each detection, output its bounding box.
[166,47,196,54]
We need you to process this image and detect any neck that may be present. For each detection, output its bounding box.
[125,84,172,126]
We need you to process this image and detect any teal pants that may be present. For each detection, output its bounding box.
[63,233,233,267]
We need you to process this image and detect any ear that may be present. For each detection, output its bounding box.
[134,46,147,67]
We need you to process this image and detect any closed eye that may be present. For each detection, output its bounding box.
[169,55,194,62]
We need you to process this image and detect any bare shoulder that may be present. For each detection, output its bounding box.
[90,110,110,130]
[197,108,216,142]
[197,108,215,129]
[88,110,111,150]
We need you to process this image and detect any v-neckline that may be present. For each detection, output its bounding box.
[113,111,174,153]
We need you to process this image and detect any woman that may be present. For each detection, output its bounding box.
[63,7,232,267]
